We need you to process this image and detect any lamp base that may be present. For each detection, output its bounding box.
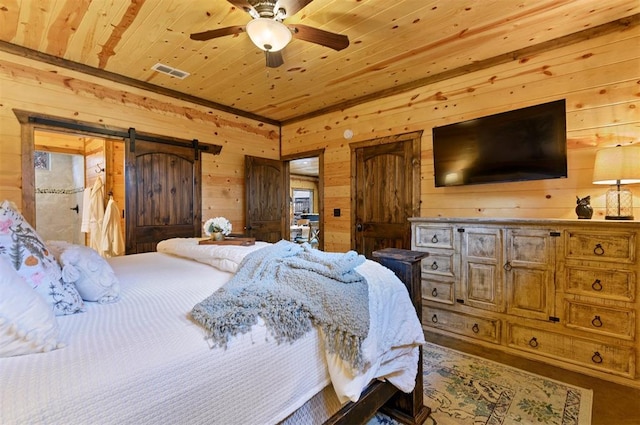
[605,215,634,220]
[604,186,634,221]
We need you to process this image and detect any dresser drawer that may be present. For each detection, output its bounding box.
[564,230,635,264]
[423,306,500,343]
[564,301,635,340]
[421,251,455,277]
[507,323,635,377]
[422,279,454,305]
[564,266,635,302]
[414,224,454,250]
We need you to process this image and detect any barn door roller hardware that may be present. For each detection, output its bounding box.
[25,115,222,156]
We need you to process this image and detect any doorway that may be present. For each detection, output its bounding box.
[31,129,125,248]
[289,154,322,249]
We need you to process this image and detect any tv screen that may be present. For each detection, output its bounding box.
[433,99,567,187]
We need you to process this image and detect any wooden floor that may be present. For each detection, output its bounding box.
[426,333,640,425]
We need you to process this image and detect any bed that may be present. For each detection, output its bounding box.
[0,209,428,425]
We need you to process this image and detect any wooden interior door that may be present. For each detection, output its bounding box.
[245,155,288,242]
[352,132,421,258]
[125,139,201,253]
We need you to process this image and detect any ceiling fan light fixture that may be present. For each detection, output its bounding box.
[246,18,292,52]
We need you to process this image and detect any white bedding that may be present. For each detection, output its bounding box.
[0,244,424,425]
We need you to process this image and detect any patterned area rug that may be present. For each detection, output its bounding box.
[370,342,593,425]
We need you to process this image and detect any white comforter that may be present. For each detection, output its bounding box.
[1,244,424,425]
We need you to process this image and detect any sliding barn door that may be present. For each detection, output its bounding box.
[125,140,201,253]
[245,155,288,242]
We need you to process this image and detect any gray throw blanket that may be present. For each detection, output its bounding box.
[191,240,369,371]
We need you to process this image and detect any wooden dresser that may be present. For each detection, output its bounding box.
[411,217,639,388]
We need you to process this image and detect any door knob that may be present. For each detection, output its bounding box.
[70,204,79,214]
[356,223,363,232]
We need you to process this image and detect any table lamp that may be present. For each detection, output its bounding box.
[592,144,640,220]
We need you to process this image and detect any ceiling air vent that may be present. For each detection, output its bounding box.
[151,63,190,79]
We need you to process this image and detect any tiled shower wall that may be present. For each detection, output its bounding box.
[35,152,85,244]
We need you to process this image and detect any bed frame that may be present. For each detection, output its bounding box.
[325,248,431,425]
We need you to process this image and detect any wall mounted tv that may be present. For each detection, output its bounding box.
[432,99,567,187]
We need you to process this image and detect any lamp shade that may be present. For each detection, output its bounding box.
[592,144,640,185]
[246,18,292,52]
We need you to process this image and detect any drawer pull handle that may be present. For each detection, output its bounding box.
[503,261,512,271]
[431,261,439,270]
[592,352,603,364]
[591,279,603,291]
[529,337,539,348]
[431,314,438,324]
[431,288,438,297]
[591,315,603,328]
[472,323,479,334]
[431,235,439,244]
[593,244,605,256]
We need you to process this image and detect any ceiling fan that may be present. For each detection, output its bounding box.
[190,0,349,68]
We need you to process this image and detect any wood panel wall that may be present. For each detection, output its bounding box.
[0,50,279,235]
[2,26,638,254]
[282,25,640,252]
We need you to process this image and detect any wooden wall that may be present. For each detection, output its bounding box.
[282,25,640,252]
[2,26,638,254]
[0,50,280,234]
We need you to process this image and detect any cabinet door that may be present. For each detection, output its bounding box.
[505,228,556,320]
[460,227,504,312]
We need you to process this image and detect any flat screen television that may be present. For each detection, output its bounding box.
[432,99,567,187]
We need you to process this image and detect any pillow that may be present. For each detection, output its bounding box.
[0,200,84,315]
[47,241,121,304]
[0,257,64,357]
[157,238,270,273]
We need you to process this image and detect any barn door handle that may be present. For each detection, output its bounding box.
[70,204,79,214]
[356,223,363,232]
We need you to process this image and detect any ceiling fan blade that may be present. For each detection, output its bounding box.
[289,24,349,51]
[190,26,245,41]
[226,0,257,16]
[265,50,284,68]
[275,0,314,18]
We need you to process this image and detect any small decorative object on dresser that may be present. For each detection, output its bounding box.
[203,217,232,241]
[575,195,593,219]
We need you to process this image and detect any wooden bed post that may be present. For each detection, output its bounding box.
[372,248,431,425]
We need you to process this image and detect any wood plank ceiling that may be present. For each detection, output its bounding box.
[0,0,638,124]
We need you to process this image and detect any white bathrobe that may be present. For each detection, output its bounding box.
[88,177,105,251]
[100,198,125,258]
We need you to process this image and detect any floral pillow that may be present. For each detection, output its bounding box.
[0,200,84,315]
[47,241,121,304]
[0,256,64,357]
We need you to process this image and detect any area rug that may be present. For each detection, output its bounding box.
[370,342,593,425]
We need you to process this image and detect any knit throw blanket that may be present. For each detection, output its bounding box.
[191,240,370,371]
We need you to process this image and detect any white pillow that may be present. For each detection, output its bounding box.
[0,200,84,315]
[47,241,120,304]
[156,238,270,273]
[0,257,64,357]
